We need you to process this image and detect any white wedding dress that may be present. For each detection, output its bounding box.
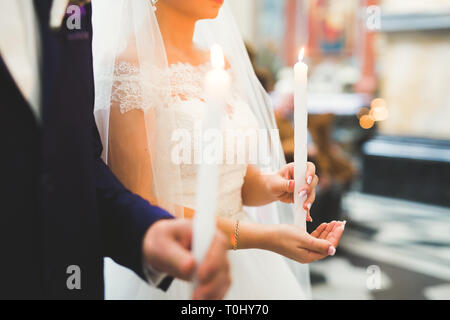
[104,61,306,300]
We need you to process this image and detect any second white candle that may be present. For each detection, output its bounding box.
[293,47,308,229]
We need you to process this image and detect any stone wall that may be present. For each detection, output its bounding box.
[378,0,450,140]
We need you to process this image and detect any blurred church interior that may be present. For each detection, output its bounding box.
[229,0,450,300]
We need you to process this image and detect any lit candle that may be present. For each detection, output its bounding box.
[193,44,231,263]
[294,47,308,229]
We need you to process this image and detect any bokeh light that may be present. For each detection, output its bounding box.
[360,114,375,129]
[368,98,389,122]
[370,105,389,121]
[371,98,386,109]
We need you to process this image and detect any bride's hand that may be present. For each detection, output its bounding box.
[267,162,318,222]
[268,221,345,264]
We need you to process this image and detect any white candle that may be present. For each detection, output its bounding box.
[193,44,231,263]
[294,47,308,229]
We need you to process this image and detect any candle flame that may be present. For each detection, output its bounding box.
[298,47,305,62]
[210,44,225,69]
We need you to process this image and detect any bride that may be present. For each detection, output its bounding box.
[92,0,345,299]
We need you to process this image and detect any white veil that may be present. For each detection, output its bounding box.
[92,0,310,298]
[92,0,184,217]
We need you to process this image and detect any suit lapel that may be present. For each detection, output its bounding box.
[0,55,39,124]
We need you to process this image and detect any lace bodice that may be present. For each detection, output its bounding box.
[111,61,259,219]
[111,61,239,114]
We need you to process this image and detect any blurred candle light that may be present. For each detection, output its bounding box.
[293,47,308,228]
[360,114,375,129]
[370,98,389,121]
[371,106,389,121]
[371,98,386,109]
[210,44,225,69]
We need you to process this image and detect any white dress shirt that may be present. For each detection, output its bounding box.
[0,0,42,120]
[0,0,166,289]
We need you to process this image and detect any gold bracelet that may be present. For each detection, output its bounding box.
[232,220,240,250]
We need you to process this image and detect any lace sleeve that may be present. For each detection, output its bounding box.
[111,62,145,114]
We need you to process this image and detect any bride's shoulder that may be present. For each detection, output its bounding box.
[115,44,141,70]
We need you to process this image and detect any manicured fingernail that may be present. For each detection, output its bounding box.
[307,176,312,184]
[306,203,311,210]
[299,190,306,199]
[328,246,336,256]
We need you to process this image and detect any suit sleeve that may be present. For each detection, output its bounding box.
[92,125,174,280]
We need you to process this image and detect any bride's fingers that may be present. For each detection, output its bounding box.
[305,162,316,185]
[280,193,294,204]
[318,221,337,240]
[272,175,294,202]
[286,162,295,180]
[303,177,318,218]
[326,229,343,249]
[311,223,327,238]
[305,176,319,204]
[297,240,336,263]
[300,233,333,256]
[280,178,295,195]
[278,163,295,180]
[298,187,308,202]
[326,221,346,247]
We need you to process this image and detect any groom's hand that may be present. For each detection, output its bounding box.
[142,219,231,299]
[193,230,231,300]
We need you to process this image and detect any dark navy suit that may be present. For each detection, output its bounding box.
[0,1,172,299]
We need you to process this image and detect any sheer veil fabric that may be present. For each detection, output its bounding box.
[92,0,311,298]
[92,0,184,218]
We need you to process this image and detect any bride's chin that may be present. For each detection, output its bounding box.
[210,11,220,19]
[199,3,223,19]
[197,9,221,20]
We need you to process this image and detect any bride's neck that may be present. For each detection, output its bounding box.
[156,6,196,55]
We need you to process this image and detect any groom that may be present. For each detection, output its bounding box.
[0,0,230,299]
